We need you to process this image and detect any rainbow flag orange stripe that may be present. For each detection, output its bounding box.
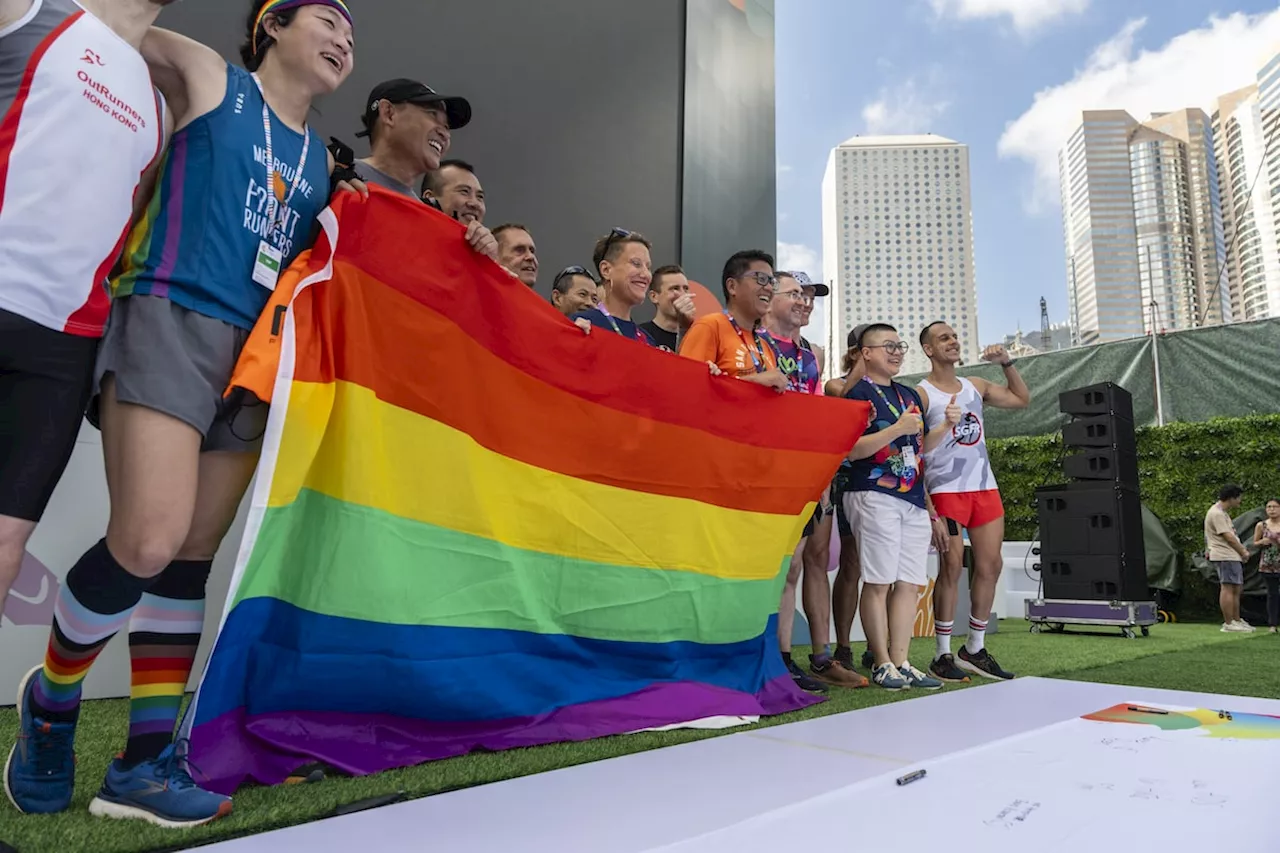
[184,189,868,794]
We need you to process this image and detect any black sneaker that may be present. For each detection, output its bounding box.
[861,649,875,670]
[929,654,970,683]
[957,647,1015,681]
[834,646,856,670]
[786,658,828,693]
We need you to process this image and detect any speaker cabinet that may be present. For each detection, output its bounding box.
[1039,554,1149,602]
[1062,448,1139,489]
[1059,382,1134,423]
[1036,482,1146,564]
[1061,414,1138,456]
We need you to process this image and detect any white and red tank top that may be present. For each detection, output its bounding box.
[920,376,998,494]
[0,0,164,337]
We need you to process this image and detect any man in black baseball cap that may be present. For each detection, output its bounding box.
[350,79,495,261]
[352,78,472,199]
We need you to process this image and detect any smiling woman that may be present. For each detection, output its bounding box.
[4,0,366,832]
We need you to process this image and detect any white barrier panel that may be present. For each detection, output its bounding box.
[0,425,247,704]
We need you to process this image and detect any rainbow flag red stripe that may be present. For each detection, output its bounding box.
[184,189,868,793]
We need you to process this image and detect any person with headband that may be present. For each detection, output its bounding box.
[7,0,364,829]
[0,0,173,702]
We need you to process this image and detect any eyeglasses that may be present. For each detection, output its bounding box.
[775,290,805,301]
[739,270,778,289]
[552,265,592,291]
[867,342,910,355]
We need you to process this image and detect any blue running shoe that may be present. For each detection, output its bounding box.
[4,665,76,815]
[88,740,232,828]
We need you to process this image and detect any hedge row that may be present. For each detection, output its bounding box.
[987,414,1280,618]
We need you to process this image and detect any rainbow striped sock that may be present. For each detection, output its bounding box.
[31,540,149,722]
[122,562,210,766]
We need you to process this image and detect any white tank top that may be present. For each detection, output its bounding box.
[919,376,997,494]
[0,0,165,337]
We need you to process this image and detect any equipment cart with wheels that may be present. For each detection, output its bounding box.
[1025,598,1158,639]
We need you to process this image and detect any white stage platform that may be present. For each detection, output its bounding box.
[195,677,1280,853]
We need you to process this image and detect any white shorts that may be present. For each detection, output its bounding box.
[842,490,930,586]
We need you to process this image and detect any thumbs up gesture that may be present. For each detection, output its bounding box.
[945,393,962,426]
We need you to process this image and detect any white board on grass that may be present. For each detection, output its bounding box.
[643,701,1278,852]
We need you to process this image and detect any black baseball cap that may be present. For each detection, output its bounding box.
[356,78,471,138]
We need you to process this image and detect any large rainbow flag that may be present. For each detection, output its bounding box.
[184,190,868,794]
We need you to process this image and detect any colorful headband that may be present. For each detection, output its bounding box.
[253,0,354,54]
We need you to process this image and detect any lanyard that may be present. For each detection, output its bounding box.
[775,335,814,393]
[864,376,908,418]
[724,311,773,374]
[252,73,311,242]
[597,304,645,343]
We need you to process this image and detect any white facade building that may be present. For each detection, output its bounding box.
[821,134,979,377]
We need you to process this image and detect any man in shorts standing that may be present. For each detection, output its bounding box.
[1206,484,1254,632]
[918,323,1029,682]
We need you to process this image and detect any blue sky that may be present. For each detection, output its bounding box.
[776,0,1280,344]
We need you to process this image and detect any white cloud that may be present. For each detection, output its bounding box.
[862,76,950,135]
[928,0,1089,34]
[999,10,1280,212]
[777,241,819,275]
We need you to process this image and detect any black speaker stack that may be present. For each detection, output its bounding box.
[1035,383,1148,602]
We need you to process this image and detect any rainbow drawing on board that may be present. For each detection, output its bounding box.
[1084,704,1280,740]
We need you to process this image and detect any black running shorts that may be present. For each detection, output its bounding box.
[0,307,98,521]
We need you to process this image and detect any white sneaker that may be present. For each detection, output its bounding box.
[1222,622,1251,633]
[1233,619,1256,632]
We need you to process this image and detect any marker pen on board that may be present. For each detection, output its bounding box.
[896,769,926,786]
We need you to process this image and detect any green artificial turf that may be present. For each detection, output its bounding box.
[1,621,1276,853]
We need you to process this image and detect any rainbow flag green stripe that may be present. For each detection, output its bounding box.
[234,488,792,645]
[186,190,869,794]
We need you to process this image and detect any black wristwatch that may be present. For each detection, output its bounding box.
[999,359,1015,369]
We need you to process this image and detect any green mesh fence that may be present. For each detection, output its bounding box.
[900,317,1280,439]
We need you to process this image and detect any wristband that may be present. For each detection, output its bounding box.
[999,360,1014,369]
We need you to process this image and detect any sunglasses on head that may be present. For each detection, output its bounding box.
[598,227,635,261]
[553,265,592,290]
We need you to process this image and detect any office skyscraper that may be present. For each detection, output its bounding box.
[821,134,979,376]
[1215,51,1280,322]
[1059,111,1143,345]
[1060,109,1227,343]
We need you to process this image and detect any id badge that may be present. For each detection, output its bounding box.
[252,240,284,290]
[901,443,918,471]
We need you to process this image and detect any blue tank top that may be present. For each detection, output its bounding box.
[114,64,329,330]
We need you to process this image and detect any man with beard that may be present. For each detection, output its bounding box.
[494,223,538,288]
[678,250,786,392]
[422,158,485,224]
[918,322,1029,682]
[0,0,170,652]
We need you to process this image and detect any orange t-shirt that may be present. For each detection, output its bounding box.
[679,312,778,378]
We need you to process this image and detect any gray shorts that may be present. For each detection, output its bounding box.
[89,294,267,453]
[1214,560,1244,586]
